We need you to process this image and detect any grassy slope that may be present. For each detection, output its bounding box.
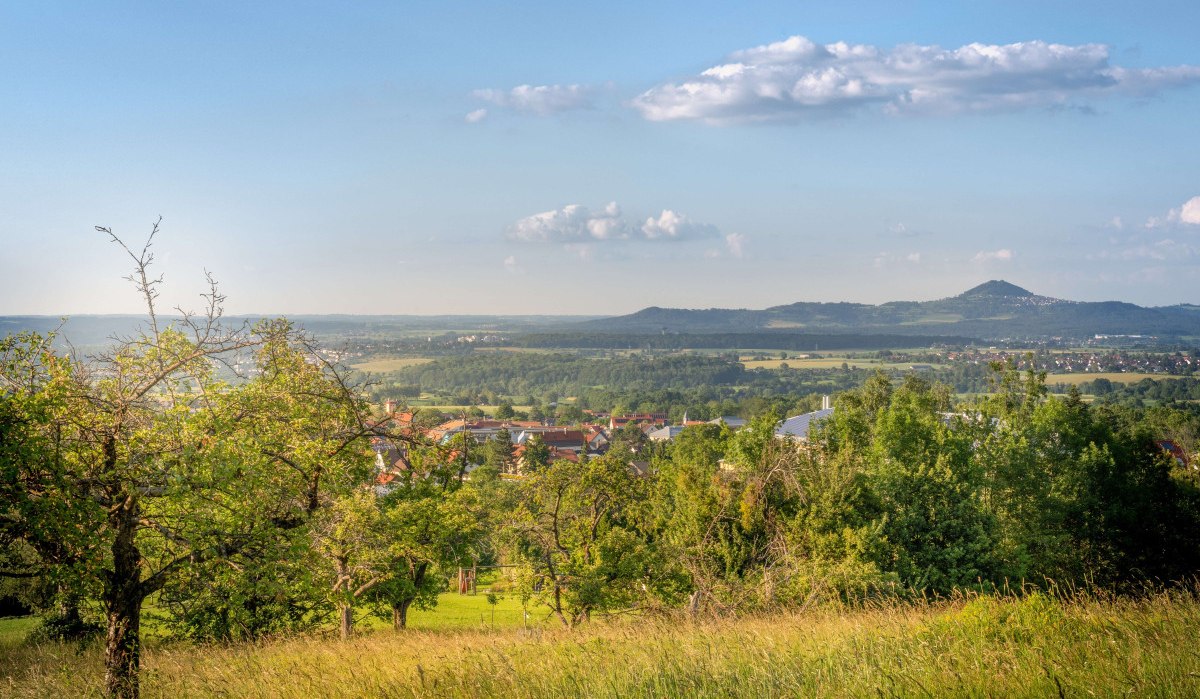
[3,591,1198,698]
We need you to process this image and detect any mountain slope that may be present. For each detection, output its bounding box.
[578,281,1200,340]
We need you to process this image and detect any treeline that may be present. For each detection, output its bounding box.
[391,352,747,395]
[511,331,977,350]
[369,350,1200,419]
[501,369,1200,625]
[1068,376,1200,409]
[371,352,875,414]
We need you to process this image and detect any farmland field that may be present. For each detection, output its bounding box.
[350,357,433,372]
[1045,372,1166,385]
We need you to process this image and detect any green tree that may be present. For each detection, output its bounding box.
[483,428,516,473]
[313,491,387,640]
[522,434,551,473]
[0,226,372,698]
[510,456,663,627]
[371,469,485,629]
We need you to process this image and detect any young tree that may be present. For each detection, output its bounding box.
[313,491,387,640]
[371,473,485,629]
[521,434,551,472]
[509,455,663,627]
[482,428,516,473]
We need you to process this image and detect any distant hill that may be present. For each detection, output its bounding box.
[0,314,596,348]
[576,281,1200,341]
[4,281,1197,347]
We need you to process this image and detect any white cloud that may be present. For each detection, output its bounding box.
[503,255,519,271]
[507,202,629,243]
[1145,195,1200,228]
[725,233,747,258]
[631,35,1200,124]
[465,108,488,123]
[473,84,591,115]
[641,210,720,240]
[905,252,921,263]
[1181,196,1200,225]
[972,249,1014,262]
[508,202,719,244]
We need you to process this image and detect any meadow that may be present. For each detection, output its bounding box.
[348,357,433,373]
[3,589,1198,698]
[1046,372,1167,386]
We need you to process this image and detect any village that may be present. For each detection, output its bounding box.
[370,398,843,482]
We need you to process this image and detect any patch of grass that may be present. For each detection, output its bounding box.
[4,591,1199,698]
[364,590,550,632]
[1047,372,1166,385]
[349,357,432,372]
[0,617,38,647]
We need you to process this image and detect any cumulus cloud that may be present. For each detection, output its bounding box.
[1184,197,1200,225]
[503,255,519,271]
[1142,194,1200,226]
[465,108,488,123]
[508,202,719,244]
[1145,195,1200,228]
[631,35,1200,123]
[473,84,592,115]
[641,210,720,240]
[507,202,629,243]
[972,249,1014,263]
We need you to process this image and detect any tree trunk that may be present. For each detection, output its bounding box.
[104,494,144,699]
[552,581,570,628]
[339,602,353,640]
[104,591,143,699]
[392,598,412,630]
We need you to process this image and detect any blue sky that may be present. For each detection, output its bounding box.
[2,1,1198,315]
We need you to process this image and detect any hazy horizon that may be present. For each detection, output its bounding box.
[3,2,1198,316]
[4,278,1196,320]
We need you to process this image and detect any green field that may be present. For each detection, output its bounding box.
[0,617,38,646]
[3,591,1198,698]
[1046,372,1166,385]
[374,587,552,632]
[349,357,433,372]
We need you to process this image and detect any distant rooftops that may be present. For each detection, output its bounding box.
[775,408,834,441]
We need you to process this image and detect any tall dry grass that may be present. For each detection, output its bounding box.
[4,589,1198,698]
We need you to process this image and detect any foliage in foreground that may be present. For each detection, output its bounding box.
[3,589,1199,698]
